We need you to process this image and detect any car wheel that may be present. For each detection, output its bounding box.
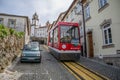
[20,60,23,63]
[39,58,41,63]
[39,60,41,63]
[39,56,41,63]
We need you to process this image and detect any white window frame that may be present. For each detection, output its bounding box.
[76,4,81,13]
[66,16,69,22]
[98,0,107,8]
[0,18,4,24]
[70,10,74,21]
[84,4,90,20]
[8,19,16,28]
[102,23,112,45]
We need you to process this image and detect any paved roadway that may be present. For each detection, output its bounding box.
[6,45,120,80]
[9,45,77,80]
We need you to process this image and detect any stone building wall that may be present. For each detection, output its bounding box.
[0,36,23,73]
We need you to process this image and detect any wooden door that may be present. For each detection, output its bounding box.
[87,32,94,57]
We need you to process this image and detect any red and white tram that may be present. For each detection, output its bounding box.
[48,22,81,61]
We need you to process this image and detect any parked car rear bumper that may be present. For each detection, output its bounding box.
[20,56,41,62]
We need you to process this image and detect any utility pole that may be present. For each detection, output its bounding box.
[81,1,87,57]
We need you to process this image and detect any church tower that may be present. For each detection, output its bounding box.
[31,12,39,37]
[32,12,39,28]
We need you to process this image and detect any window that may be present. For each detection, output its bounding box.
[102,24,112,45]
[75,1,82,15]
[76,4,81,13]
[98,0,107,8]
[8,19,16,28]
[60,26,79,43]
[70,10,74,21]
[66,16,69,22]
[54,27,58,43]
[84,4,90,20]
[0,18,3,24]
[50,31,53,43]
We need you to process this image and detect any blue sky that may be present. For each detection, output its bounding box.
[0,0,73,26]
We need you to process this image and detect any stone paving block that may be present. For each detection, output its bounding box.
[79,57,120,80]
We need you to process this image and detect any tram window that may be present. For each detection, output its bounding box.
[72,28,75,38]
[50,31,53,43]
[60,26,79,43]
[54,27,58,43]
[75,28,79,39]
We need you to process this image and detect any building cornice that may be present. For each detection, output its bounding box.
[0,13,30,35]
[61,0,77,21]
[55,11,66,24]
[61,0,87,21]
[0,13,28,19]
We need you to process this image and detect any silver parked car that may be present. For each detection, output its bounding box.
[20,42,41,63]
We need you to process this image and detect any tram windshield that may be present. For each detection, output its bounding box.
[60,25,79,43]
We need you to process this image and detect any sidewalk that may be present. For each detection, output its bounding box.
[79,56,120,80]
[0,56,22,80]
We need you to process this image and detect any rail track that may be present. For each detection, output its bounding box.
[62,62,109,80]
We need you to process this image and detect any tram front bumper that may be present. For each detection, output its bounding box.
[59,53,80,61]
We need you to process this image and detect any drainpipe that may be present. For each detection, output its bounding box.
[81,1,87,57]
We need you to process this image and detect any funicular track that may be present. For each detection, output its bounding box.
[62,62,110,80]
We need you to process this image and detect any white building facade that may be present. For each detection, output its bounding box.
[0,13,30,44]
[59,0,120,58]
[34,27,47,38]
[83,0,120,57]
[31,13,48,44]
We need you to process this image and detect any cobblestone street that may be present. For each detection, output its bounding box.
[79,57,120,80]
[9,45,77,80]
[0,45,120,80]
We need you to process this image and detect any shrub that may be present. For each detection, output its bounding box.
[18,32,24,38]
[9,28,15,35]
[0,24,24,39]
[14,31,24,39]
[0,24,9,39]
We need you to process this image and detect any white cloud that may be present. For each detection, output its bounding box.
[28,0,73,25]
[0,0,73,25]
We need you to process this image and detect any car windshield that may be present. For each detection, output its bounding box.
[23,44,39,51]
